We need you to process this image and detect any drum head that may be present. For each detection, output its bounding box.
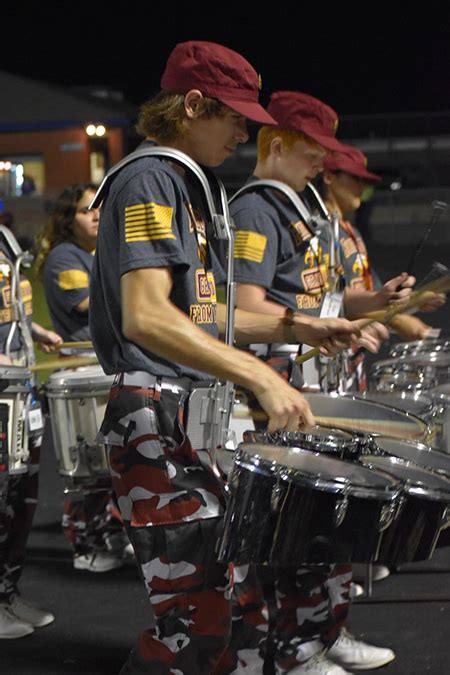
[237,443,398,497]
[246,425,358,452]
[375,437,450,477]
[302,392,428,441]
[360,454,450,500]
[46,365,114,391]
[353,391,434,418]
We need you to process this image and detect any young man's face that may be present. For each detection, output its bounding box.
[186,108,249,167]
[328,171,367,213]
[276,138,327,192]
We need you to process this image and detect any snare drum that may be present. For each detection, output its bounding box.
[244,426,361,460]
[370,354,450,392]
[0,366,32,475]
[218,443,401,566]
[45,366,115,484]
[302,392,430,443]
[359,454,450,564]
[389,338,450,359]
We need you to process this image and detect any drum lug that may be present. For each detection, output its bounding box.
[333,493,348,528]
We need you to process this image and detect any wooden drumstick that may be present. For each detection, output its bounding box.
[30,355,99,372]
[232,406,427,440]
[296,274,450,366]
[57,341,94,350]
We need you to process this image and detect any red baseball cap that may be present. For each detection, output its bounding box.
[160,41,275,125]
[267,91,345,152]
[324,143,381,183]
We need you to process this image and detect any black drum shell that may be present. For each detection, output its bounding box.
[359,454,450,565]
[218,446,399,566]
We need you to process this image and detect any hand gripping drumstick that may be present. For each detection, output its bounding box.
[295,274,450,366]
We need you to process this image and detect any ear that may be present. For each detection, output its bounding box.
[323,170,334,186]
[184,90,204,119]
[270,136,284,158]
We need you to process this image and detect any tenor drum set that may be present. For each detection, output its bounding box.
[219,336,450,572]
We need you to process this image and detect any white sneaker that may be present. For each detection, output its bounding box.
[349,582,364,599]
[276,653,350,674]
[327,628,395,670]
[352,564,390,584]
[0,605,34,639]
[9,594,54,628]
[122,542,135,559]
[372,565,390,582]
[74,551,125,573]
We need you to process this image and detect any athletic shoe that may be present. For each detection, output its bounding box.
[0,605,34,638]
[74,551,125,573]
[349,582,364,599]
[328,628,395,670]
[352,564,390,583]
[275,653,351,674]
[8,594,54,627]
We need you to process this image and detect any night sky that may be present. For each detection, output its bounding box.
[4,8,450,116]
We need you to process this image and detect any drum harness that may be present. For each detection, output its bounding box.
[229,179,347,393]
[91,147,237,477]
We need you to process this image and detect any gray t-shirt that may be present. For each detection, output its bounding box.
[90,148,219,379]
[230,181,362,315]
[43,242,92,341]
[230,182,329,315]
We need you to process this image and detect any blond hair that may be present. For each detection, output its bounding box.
[136,91,227,144]
[257,126,323,162]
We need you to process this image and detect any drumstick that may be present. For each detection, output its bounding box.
[296,274,450,366]
[30,356,99,372]
[57,341,94,350]
[232,406,427,440]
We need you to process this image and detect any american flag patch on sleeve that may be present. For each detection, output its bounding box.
[234,230,267,263]
[124,202,175,242]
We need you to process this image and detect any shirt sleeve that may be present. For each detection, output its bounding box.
[115,168,190,276]
[231,203,279,289]
[45,246,90,312]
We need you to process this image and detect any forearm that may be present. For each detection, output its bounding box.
[344,288,385,316]
[123,299,276,393]
[218,303,291,345]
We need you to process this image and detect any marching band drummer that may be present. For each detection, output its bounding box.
[88,41,365,675]
[227,92,403,674]
[0,232,61,638]
[317,143,446,349]
[36,184,130,573]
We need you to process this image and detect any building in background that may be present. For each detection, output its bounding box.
[0,71,136,240]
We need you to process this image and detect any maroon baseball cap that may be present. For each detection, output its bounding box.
[324,143,381,183]
[267,91,345,152]
[160,41,275,125]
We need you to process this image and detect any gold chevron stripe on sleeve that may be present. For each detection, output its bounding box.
[233,231,267,263]
[124,202,175,242]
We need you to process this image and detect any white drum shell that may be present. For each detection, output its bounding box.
[45,367,114,480]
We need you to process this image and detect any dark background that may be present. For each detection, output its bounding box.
[3,7,450,114]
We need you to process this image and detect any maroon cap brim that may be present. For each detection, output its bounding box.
[305,130,347,153]
[354,168,382,183]
[220,97,277,125]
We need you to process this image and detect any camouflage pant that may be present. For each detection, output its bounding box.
[219,562,352,673]
[0,434,41,602]
[62,486,128,557]
[102,380,232,675]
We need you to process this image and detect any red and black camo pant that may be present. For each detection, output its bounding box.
[102,381,232,675]
[0,434,42,602]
